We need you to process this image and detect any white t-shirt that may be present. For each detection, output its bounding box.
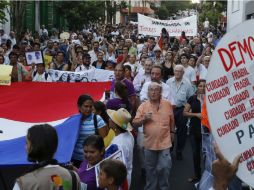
[88,50,99,64]
[204,20,209,28]
[137,44,144,53]
[133,70,151,92]
[109,132,134,186]
[32,71,52,82]
[183,65,196,82]
[111,31,119,36]
[140,81,175,105]
[75,65,95,72]
[123,62,142,76]
[196,63,207,80]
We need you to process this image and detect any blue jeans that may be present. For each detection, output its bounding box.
[144,148,172,190]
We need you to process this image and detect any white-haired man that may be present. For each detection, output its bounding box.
[133,82,175,190]
[166,64,195,160]
[125,39,137,56]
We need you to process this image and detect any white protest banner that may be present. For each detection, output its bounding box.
[138,13,197,37]
[48,68,114,82]
[206,19,254,188]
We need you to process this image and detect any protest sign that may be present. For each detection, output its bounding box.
[25,51,44,65]
[93,150,125,187]
[138,14,197,36]
[206,19,254,188]
[43,55,53,69]
[48,68,114,82]
[0,65,13,86]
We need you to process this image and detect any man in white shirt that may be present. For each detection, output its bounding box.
[204,17,210,34]
[166,65,194,160]
[189,54,207,81]
[75,53,95,72]
[0,29,9,44]
[9,31,17,47]
[39,25,48,41]
[88,41,102,63]
[124,54,142,76]
[133,58,152,93]
[111,28,119,36]
[140,65,175,105]
[180,53,196,84]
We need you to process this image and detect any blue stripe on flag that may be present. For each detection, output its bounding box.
[0,114,81,166]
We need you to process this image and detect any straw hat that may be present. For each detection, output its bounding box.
[107,108,132,131]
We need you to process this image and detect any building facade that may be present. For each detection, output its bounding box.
[115,0,157,24]
[227,0,254,31]
[24,1,67,33]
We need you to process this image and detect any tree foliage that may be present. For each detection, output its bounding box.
[0,1,10,24]
[199,1,227,26]
[55,1,105,30]
[157,6,168,20]
[9,1,26,38]
[163,1,193,15]
[152,1,193,19]
[106,1,127,24]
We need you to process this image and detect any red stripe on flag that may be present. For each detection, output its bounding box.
[0,82,111,122]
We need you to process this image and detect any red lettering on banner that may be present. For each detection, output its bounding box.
[218,36,254,72]
[247,160,254,172]
[229,41,243,67]
[240,146,254,163]
[231,67,249,80]
[233,78,251,91]
[139,26,156,33]
[228,90,249,106]
[224,103,246,120]
[217,119,239,137]
[218,48,233,72]
[248,36,254,56]
[242,109,254,122]
[207,87,230,103]
[206,76,228,92]
[238,39,254,64]
[249,98,254,107]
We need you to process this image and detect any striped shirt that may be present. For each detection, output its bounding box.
[72,113,106,161]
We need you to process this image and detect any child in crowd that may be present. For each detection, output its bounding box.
[98,159,127,190]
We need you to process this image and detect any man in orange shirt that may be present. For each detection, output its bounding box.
[133,82,175,190]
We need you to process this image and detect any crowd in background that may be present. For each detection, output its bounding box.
[0,20,243,190]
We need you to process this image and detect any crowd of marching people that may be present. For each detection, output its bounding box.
[1,21,244,190]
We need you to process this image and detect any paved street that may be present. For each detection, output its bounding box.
[0,136,250,190]
[130,136,197,190]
